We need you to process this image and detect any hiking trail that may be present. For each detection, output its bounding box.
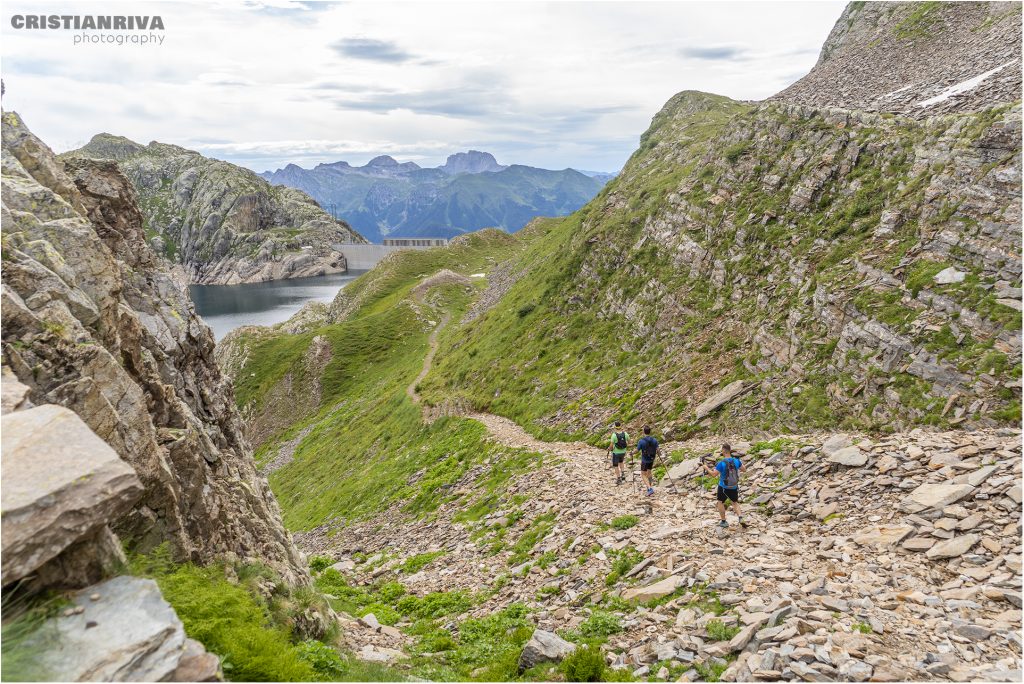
[303,287,1022,681]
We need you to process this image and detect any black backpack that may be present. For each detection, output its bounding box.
[640,438,657,459]
[614,432,627,450]
[723,458,739,488]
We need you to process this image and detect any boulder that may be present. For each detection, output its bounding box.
[668,459,701,479]
[906,483,975,512]
[0,405,144,585]
[828,446,867,467]
[171,639,221,682]
[853,525,915,548]
[926,534,980,560]
[622,574,687,603]
[694,381,748,420]
[518,629,576,670]
[28,576,197,681]
[1,366,32,414]
[822,434,853,457]
[933,267,967,285]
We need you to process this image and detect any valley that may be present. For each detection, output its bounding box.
[1,1,1021,683]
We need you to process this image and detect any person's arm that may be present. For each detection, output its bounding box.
[702,460,716,475]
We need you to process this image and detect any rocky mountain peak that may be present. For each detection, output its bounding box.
[77,132,146,160]
[366,154,399,167]
[440,150,506,175]
[773,1,1022,115]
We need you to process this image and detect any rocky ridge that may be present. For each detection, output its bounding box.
[69,133,366,284]
[300,420,1023,681]
[773,2,1021,116]
[1,111,305,582]
[425,74,1021,433]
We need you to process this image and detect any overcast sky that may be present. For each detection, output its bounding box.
[1,0,845,173]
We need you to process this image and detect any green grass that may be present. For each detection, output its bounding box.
[1,588,68,681]
[705,618,741,641]
[852,621,873,634]
[605,546,645,587]
[610,515,639,530]
[126,545,395,682]
[400,551,446,574]
[894,1,942,39]
[563,610,624,645]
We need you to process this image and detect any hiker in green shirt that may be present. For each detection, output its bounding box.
[607,421,629,486]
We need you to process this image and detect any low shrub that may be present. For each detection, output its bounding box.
[561,645,605,682]
[610,515,639,530]
[705,618,741,641]
[577,610,623,639]
[308,556,334,573]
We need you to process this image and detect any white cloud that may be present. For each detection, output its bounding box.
[1,0,845,172]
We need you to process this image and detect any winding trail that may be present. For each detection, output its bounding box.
[406,296,680,489]
[406,311,451,404]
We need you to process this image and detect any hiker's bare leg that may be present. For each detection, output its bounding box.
[716,501,727,521]
[732,500,742,518]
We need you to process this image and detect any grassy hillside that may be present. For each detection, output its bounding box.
[422,94,1021,439]
[234,90,1020,535]
[230,230,549,532]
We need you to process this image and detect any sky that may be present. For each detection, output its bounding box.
[0,0,846,173]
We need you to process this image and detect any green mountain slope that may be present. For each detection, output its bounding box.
[68,135,367,284]
[422,93,1022,438]
[228,79,1020,534]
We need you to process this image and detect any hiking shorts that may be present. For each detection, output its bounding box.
[640,457,655,472]
[612,452,626,466]
[716,486,739,503]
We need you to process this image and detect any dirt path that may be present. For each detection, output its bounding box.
[406,311,451,405]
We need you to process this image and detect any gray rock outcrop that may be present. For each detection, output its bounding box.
[1,111,306,584]
[0,405,143,587]
[518,629,576,670]
[773,1,1022,116]
[23,576,219,682]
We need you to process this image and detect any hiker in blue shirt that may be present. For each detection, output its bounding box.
[702,443,744,528]
[636,425,659,497]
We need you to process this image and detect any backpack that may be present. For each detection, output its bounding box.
[723,458,739,488]
[614,432,627,450]
[640,437,657,459]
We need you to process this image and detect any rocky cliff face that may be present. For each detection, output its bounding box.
[773,1,1021,115]
[1,111,306,584]
[70,134,366,285]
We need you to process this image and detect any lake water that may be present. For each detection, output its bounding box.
[190,271,366,340]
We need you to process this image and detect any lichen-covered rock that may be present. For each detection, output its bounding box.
[1,110,306,584]
[68,133,366,284]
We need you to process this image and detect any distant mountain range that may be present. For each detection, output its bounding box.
[260,151,613,242]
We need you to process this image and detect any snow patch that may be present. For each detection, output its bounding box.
[916,61,1016,108]
[878,84,914,101]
